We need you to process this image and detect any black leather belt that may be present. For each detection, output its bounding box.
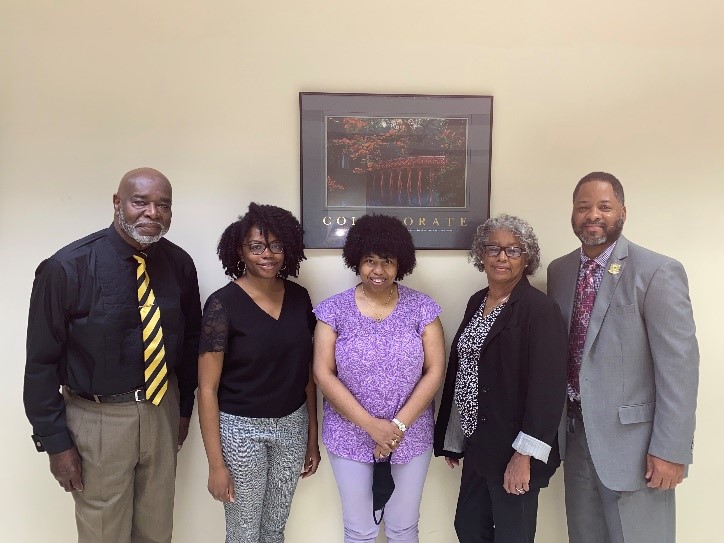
[567,398,583,419]
[70,387,146,403]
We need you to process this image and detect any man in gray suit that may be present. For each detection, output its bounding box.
[547,172,699,543]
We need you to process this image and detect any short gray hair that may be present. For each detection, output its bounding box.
[469,214,541,275]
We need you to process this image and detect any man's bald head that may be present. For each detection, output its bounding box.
[113,168,173,249]
[116,168,172,199]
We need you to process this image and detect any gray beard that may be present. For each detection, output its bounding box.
[118,208,169,246]
[578,233,608,246]
[574,216,625,247]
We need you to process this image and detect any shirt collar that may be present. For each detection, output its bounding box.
[579,241,617,268]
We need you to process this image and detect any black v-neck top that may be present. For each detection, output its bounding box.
[199,279,316,418]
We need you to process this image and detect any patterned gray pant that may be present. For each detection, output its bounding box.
[220,404,308,543]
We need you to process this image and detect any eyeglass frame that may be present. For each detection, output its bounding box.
[243,241,285,255]
[482,245,527,259]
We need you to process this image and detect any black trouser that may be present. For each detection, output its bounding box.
[454,458,540,543]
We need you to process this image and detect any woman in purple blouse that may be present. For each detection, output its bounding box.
[313,214,446,543]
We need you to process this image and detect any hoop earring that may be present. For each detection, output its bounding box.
[236,260,245,276]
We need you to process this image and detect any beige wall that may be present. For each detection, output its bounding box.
[2,1,722,541]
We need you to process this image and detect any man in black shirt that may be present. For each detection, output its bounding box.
[24,167,202,543]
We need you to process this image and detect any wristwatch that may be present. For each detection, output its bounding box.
[391,417,407,433]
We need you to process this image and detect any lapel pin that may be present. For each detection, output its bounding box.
[608,263,621,275]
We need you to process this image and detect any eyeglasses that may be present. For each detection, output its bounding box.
[244,241,284,255]
[483,245,526,259]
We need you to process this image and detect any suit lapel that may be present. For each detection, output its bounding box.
[479,276,527,353]
[456,289,487,343]
[582,237,629,361]
[449,289,487,366]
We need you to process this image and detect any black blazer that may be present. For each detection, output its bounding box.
[434,276,568,486]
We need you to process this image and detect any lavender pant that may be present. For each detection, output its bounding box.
[328,448,432,543]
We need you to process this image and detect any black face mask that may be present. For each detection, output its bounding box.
[372,453,396,525]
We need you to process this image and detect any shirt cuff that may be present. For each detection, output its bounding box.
[32,430,74,454]
[512,431,551,463]
[179,392,195,419]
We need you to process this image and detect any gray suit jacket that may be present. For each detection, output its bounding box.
[547,235,699,491]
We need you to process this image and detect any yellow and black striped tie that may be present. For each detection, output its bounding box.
[133,254,168,405]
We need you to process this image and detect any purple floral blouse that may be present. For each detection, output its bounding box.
[314,284,441,464]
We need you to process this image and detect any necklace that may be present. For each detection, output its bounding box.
[361,284,394,322]
[483,293,510,316]
[493,294,510,307]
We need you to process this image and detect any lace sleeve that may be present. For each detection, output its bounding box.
[199,294,229,353]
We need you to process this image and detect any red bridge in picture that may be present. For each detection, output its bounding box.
[361,155,447,206]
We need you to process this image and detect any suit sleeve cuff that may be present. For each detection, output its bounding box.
[512,431,551,463]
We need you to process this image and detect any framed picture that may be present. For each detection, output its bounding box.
[300,92,493,249]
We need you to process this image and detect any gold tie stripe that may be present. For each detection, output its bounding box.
[133,254,168,405]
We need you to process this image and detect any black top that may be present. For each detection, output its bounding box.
[434,276,568,487]
[199,280,316,418]
[24,225,202,454]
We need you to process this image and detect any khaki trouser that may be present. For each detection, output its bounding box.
[64,378,180,543]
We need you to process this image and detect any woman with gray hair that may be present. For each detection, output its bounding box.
[433,214,568,543]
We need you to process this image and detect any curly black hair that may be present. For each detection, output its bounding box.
[342,214,416,280]
[217,202,306,279]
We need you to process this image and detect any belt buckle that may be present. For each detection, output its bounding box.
[134,389,145,402]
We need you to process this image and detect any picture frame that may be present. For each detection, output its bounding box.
[300,92,493,249]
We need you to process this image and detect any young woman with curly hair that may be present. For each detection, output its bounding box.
[313,214,446,542]
[198,202,320,542]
